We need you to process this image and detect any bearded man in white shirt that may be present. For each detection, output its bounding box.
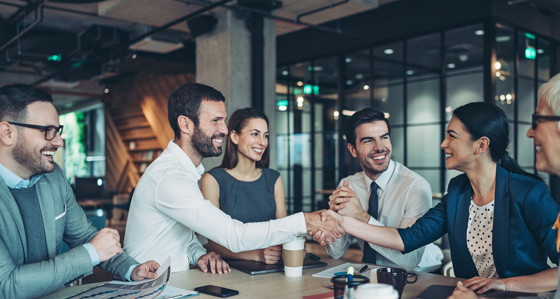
[124,83,344,273]
[327,108,443,272]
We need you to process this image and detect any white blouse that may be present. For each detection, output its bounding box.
[466,199,498,278]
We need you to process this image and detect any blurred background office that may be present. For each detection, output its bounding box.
[0,0,558,218]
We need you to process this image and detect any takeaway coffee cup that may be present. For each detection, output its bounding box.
[376,267,418,299]
[330,274,370,299]
[283,236,305,277]
[355,283,399,299]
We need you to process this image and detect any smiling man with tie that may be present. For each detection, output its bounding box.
[326,108,443,272]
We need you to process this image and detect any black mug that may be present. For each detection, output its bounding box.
[376,267,418,299]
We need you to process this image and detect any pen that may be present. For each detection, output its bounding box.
[161,295,190,299]
[347,266,354,299]
[359,264,368,273]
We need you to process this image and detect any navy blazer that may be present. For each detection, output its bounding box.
[398,165,560,279]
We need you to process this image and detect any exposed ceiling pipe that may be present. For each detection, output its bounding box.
[126,0,233,48]
[31,0,235,86]
[223,3,361,38]
[0,2,46,53]
[6,0,46,24]
[508,0,532,4]
[296,0,349,23]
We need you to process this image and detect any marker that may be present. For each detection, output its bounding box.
[347,266,354,282]
[359,264,368,273]
[347,266,354,299]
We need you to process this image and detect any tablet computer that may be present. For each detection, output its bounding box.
[416,284,540,299]
[228,256,327,275]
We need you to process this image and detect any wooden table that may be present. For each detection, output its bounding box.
[164,258,460,298]
[44,243,460,298]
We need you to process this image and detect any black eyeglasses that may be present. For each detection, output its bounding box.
[532,114,560,130]
[8,122,64,141]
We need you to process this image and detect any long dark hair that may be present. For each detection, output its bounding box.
[220,108,270,169]
[453,102,541,180]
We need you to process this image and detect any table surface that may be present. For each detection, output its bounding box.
[44,243,460,299]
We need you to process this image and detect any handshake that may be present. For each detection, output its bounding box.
[304,181,361,245]
[303,209,346,246]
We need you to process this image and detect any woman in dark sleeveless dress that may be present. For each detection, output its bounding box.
[200,108,287,264]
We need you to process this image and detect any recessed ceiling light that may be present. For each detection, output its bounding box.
[281,70,288,76]
[384,48,394,55]
[447,63,456,69]
[363,84,370,91]
[346,80,354,85]
[537,49,544,54]
[496,35,511,42]
[474,30,484,36]
[494,61,502,70]
[345,57,352,63]
[406,70,414,76]
[342,110,356,116]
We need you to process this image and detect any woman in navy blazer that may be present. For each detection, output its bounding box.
[327,102,559,294]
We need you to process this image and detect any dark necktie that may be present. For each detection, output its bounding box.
[362,181,379,263]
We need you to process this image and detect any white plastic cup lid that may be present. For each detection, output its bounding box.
[283,236,305,250]
[284,266,303,277]
[355,283,398,299]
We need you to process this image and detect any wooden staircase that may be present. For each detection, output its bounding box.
[104,73,194,193]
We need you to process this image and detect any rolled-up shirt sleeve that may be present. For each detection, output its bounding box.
[155,175,306,252]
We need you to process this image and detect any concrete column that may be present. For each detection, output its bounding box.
[196,9,277,170]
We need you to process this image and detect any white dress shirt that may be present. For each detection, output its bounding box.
[124,141,307,272]
[326,160,443,272]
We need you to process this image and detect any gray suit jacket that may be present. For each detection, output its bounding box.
[0,164,137,299]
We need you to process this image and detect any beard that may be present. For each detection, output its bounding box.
[192,126,225,158]
[12,134,55,175]
[362,150,391,177]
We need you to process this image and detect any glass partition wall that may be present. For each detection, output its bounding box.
[276,22,555,214]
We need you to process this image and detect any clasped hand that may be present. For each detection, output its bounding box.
[197,251,231,274]
[90,228,159,281]
[328,181,369,223]
[448,277,508,299]
[305,210,345,245]
[259,245,282,264]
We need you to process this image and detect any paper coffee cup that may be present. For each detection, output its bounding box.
[283,236,305,277]
[356,283,398,299]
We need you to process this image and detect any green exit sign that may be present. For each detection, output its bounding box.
[46,54,62,62]
[303,85,320,95]
[525,47,536,60]
[277,100,288,108]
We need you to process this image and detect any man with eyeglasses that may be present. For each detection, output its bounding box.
[0,84,159,299]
